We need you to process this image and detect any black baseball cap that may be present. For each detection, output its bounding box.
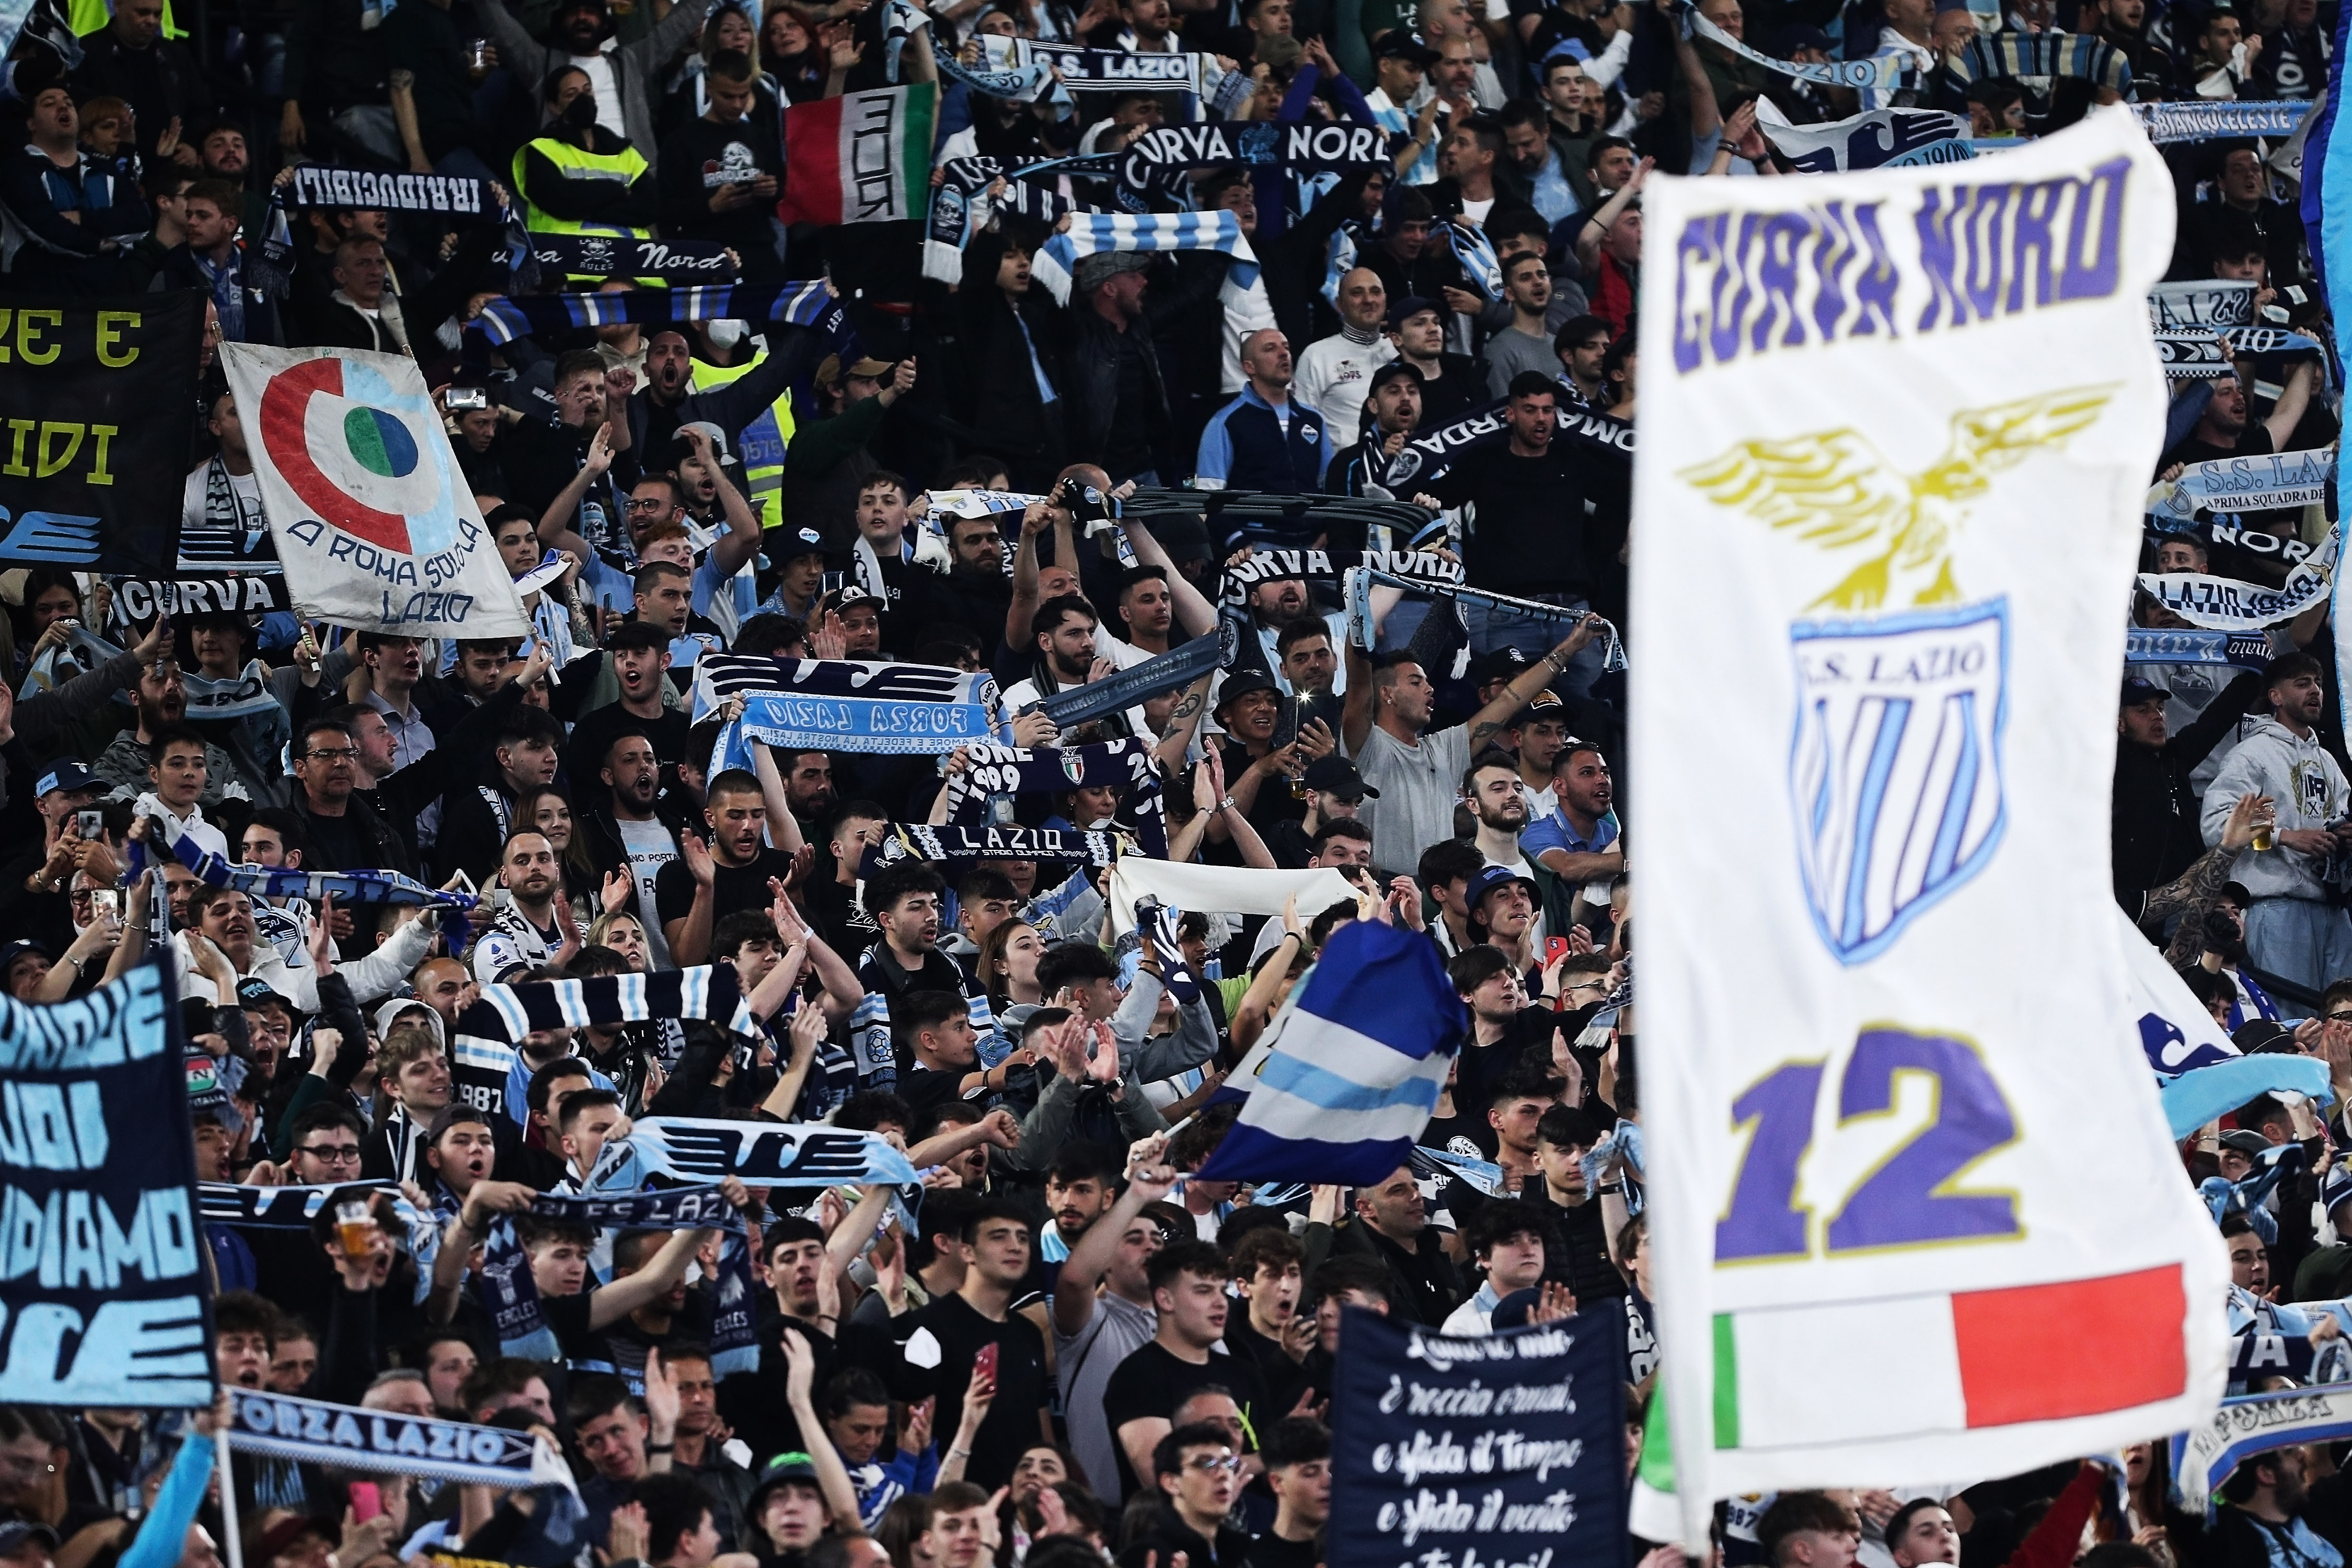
[2122,675,2171,706]
[1215,669,1281,714]
[1512,689,1567,729]
[1388,295,1443,330]
[1304,755,1377,800]
[1473,647,1534,684]
[1373,31,1440,65]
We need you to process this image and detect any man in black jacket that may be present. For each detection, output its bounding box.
[69,0,217,167]
[2113,670,2264,920]
[575,727,701,959]
[1067,251,1178,486]
[1117,1425,1257,1568]
[1335,1167,1463,1326]
[289,717,417,877]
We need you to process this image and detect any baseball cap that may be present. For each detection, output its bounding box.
[1373,30,1441,65]
[1215,669,1281,714]
[843,357,894,381]
[1366,360,1425,398]
[237,976,302,1018]
[749,1452,826,1509]
[1512,689,1566,729]
[1466,863,1539,910]
[1388,295,1442,330]
[0,938,54,973]
[1473,647,1534,685]
[2218,1128,2271,1156]
[2122,675,2170,706]
[34,760,99,798]
[1304,755,1377,800]
[2235,1019,2302,1055]
[780,526,826,561]
[424,1103,491,1144]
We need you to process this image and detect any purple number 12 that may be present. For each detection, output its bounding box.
[1715,1028,2020,1264]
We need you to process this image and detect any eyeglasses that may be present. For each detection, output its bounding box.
[303,747,359,763]
[626,498,674,513]
[1181,1454,1243,1474]
[297,1144,362,1163]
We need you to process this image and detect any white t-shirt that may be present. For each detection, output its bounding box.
[616,816,679,969]
[1459,195,1495,227]
[1293,332,1398,443]
[568,47,626,140]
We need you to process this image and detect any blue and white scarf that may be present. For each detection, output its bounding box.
[468,279,840,345]
[863,823,1127,872]
[228,1390,578,1492]
[693,653,1006,769]
[1680,0,1894,88]
[1438,218,1503,302]
[1030,621,1236,729]
[2137,99,2316,144]
[2124,629,2276,668]
[1034,211,1258,304]
[593,1117,921,1187]
[924,155,1111,282]
[152,829,479,945]
[2149,447,2334,523]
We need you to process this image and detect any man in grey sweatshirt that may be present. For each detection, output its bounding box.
[2200,652,2352,993]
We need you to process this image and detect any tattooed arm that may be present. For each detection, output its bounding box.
[1153,670,1214,776]
[2155,791,2268,966]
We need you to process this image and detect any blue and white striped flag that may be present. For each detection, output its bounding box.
[1034,211,1258,305]
[1194,919,1463,1185]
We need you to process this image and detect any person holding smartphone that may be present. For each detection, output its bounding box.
[1,761,115,956]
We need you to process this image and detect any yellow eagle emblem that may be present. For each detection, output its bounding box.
[1675,386,2117,612]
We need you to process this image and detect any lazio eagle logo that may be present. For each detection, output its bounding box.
[1675,386,2116,612]
[1671,387,2115,964]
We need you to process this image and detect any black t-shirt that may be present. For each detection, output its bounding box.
[2161,418,2274,474]
[541,1283,709,1394]
[899,1063,973,1118]
[893,1292,1050,1491]
[801,875,878,957]
[1100,1340,1272,1498]
[1455,447,1595,596]
[1247,1532,1321,1568]
[567,701,693,791]
[657,114,786,251]
[654,846,800,936]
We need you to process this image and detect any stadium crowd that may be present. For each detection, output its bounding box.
[0,0,2347,1562]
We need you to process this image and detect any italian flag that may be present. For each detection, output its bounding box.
[777,83,937,227]
[1641,1263,2190,1491]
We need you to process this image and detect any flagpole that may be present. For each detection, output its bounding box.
[213,1424,243,1568]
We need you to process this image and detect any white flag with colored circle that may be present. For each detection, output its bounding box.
[220,344,529,638]
[1630,107,2228,1543]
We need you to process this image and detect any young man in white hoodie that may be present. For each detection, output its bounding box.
[2200,652,2352,992]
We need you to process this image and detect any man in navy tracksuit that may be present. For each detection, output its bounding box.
[1193,329,1335,497]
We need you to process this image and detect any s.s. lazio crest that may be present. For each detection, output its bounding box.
[1679,386,2116,964]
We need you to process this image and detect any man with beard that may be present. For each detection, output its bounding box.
[579,732,697,969]
[940,514,1014,635]
[289,718,417,877]
[479,0,719,180]
[1525,740,1622,885]
[1327,361,1425,499]
[2212,1446,2339,1568]
[1331,1167,1462,1327]
[775,750,836,840]
[567,622,690,784]
[655,770,797,965]
[1037,1142,1121,1288]
[2201,654,2352,991]
[437,708,565,884]
[1055,1140,1177,1503]
[472,832,585,982]
[1463,752,1540,888]
[1002,596,1152,739]
[92,654,252,808]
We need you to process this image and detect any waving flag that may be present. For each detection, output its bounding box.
[1194,919,1463,1185]
[777,84,937,227]
[1631,109,2227,1544]
[220,345,529,638]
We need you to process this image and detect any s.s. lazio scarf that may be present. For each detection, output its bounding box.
[1679,0,1893,88]
[935,46,1054,99]
[229,1389,579,1492]
[941,735,1155,820]
[861,823,1128,874]
[2148,448,2334,523]
[1029,621,1237,729]
[2140,523,2338,629]
[592,1117,922,1188]
[2125,629,2277,668]
[1943,31,2130,95]
[154,828,479,942]
[1034,211,1258,304]
[2138,99,2316,144]
[691,653,1006,770]
[531,235,736,281]
[467,279,840,345]
[1344,563,1630,672]
[981,34,1212,96]
[2173,1386,2352,1512]
[1114,121,1391,202]
[65,621,284,721]
[2150,280,2259,331]
[1219,546,1462,608]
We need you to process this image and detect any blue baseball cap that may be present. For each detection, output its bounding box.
[1467,863,1539,911]
[34,759,99,798]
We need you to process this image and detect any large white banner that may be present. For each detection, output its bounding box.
[1631,108,2228,1542]
[220,344,530,637]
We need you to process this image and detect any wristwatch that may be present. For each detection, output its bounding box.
[1219,794,1238,814]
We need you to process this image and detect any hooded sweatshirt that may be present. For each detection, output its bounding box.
[2201,717,2350,901]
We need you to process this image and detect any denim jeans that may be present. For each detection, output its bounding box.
[1463,593,1606,701]
[2243,896,2352,997]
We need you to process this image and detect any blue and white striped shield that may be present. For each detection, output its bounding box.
[1787,601,2008,965]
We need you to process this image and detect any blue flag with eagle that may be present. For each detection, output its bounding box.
[1193,919,1463,1185]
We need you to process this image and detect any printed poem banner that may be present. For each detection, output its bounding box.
[1630,107,2228,1539]
[0,962,212,1407]
[219,344,530,638]
[1330,1305,1625,1568]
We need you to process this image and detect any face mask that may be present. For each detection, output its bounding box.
[561,93,599,129]
[707,318,746,349]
